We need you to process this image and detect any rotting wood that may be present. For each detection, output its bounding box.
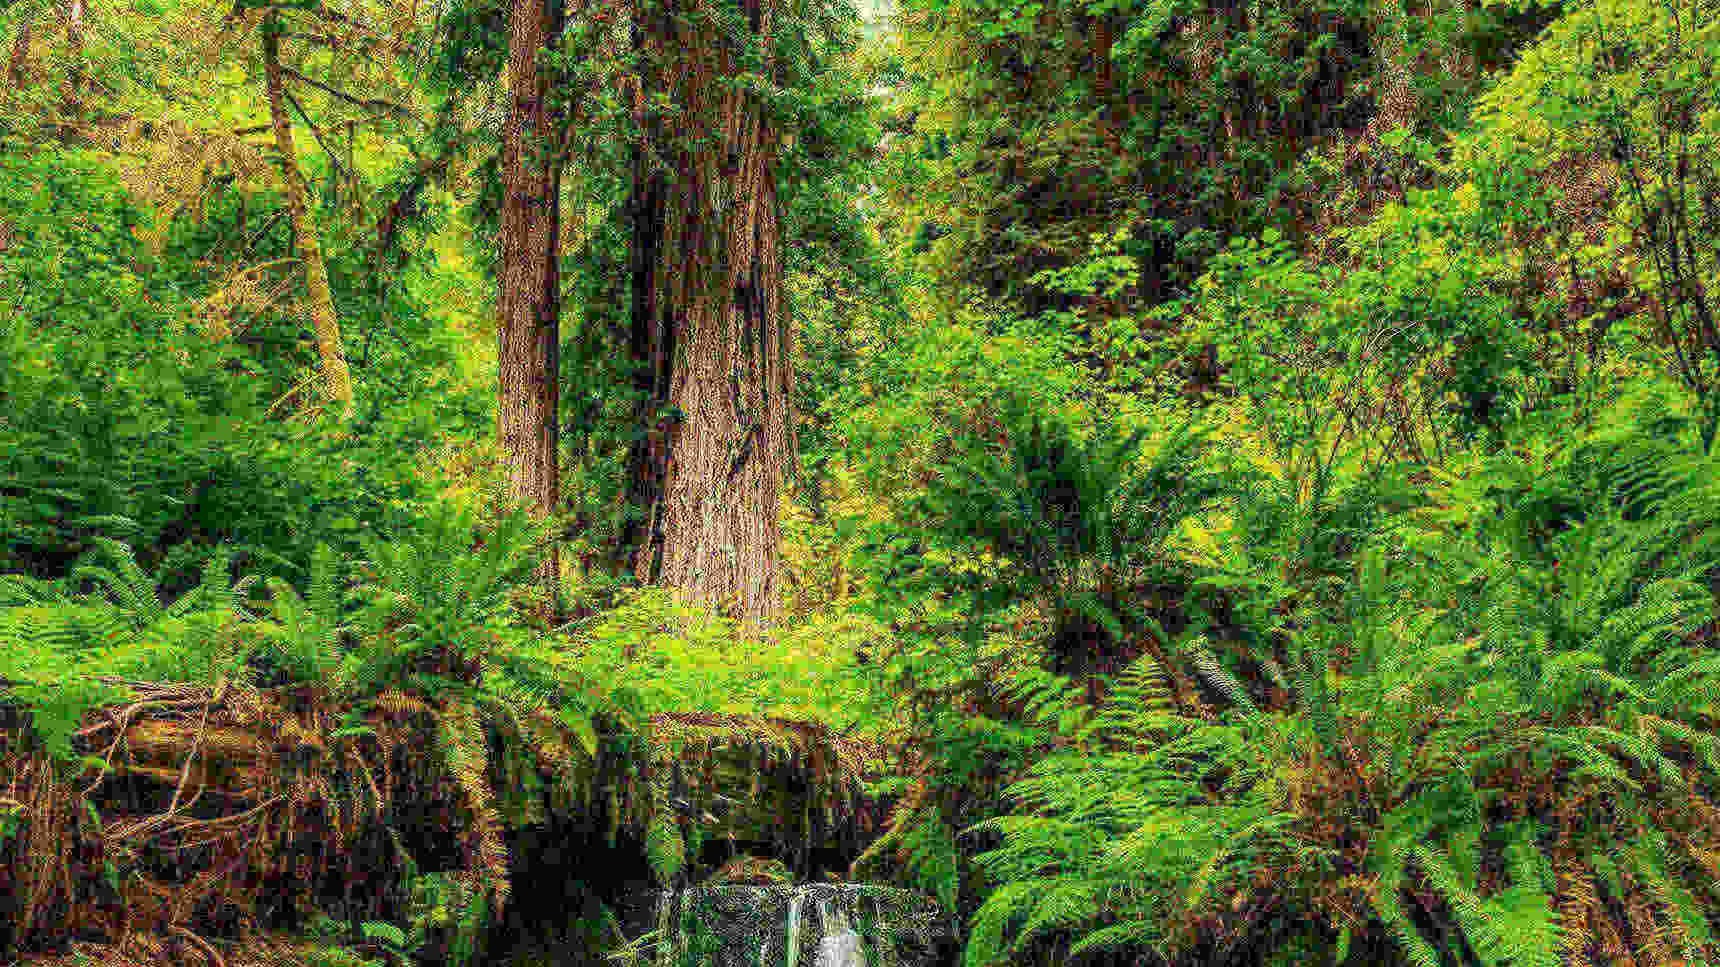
[3,683,898,958]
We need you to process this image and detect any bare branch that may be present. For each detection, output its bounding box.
[281,86,355,185]
[279,64,417,120]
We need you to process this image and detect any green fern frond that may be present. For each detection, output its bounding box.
[1065,916,1164,958]
[645,813,686,885]
[360,920,408,949]
[963,880,1042,967]
[1573,725,1685,791]
[0,574,71,607]
[1017,880,1112,948]
[1187,637,1257,716]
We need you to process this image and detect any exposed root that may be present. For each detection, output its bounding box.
[2,681,476,954]
[4,684,890,958]
[16,931,366,967]
[170,923,227,967]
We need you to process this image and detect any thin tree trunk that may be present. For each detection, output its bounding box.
[622,0,791,625]
[497,0,564,582]
[1088,12,1118,144]
[6,16,31,90]
[59,0,82,122]
[262,12,354,415]
[2,16,30,130]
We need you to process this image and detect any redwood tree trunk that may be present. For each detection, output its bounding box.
[621,0,791,624]
[497,0,564,579]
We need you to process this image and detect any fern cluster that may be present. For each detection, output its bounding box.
[961,407,1720,966]
[0,507,631,963]
[885,406,1225,679]
[0,541,260,758]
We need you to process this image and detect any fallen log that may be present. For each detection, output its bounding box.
[1,681,470,956]
[3,681,899,961]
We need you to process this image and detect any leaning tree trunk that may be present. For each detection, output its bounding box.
[59,0,82,122]
[2,15,30,124]
[261,12,354,416]
[497,0,564,582]
[6,16,31,90]
[621,0,792,625]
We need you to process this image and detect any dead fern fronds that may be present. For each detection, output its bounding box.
[1555,862,1598,966]
[1621,878,1676,967]
[434,699,510,911]
[106,116,272,256]
[179,258,298,342]
[375,688,431,719]
[3,678,439,953]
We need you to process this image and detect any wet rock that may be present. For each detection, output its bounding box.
[651,883,947,967]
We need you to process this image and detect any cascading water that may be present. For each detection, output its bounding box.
[814,898,866,967]
[784,892,805,967]
[650,883,943,967]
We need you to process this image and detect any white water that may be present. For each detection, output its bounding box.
[815,898,866,967]
[649,883,937,967]
[784,892,806,967]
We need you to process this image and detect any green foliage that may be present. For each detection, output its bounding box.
[1342,433,1720,961]
[646,812,687,885]
[885,0,1536,321]
[963,413,1720,964]
[364,870,495,967]
[9,2,1720,966]
[298,943,386,967]
[258,544,350,685]
[567,589,874,726]
[887,403,1222,678]
[0,150,465,587]
[341,505,546,692]
[1184,218,1533,478]
[844,348,1232,919]
[963,653,1284,966]
[0,541,259,758]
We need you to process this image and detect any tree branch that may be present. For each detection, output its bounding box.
[279,64,416,120]
[282,86,355,185]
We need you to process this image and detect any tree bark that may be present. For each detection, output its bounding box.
[497,0,564,581]
[1087,11,1119,144]
[262,12,355,416]
[621,0,792,625]
[59,0,82,121]
[6,16,31,90]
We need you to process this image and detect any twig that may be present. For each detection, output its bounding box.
[169,924,227,967]
[166,695,214,816]
[279,64,416,120]
[282,87,353,183]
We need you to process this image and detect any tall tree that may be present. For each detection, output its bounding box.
[497,0,566,579]
[6,15,30,91]
[621,0,793,624]
[59,0,83,121]
[261,8,355,415]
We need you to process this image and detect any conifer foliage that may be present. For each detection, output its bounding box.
[6,0,1720,964]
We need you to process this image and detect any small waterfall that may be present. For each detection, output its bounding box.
[784,892,805,967]
[650,883,942,967]
[815,899,866,967]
